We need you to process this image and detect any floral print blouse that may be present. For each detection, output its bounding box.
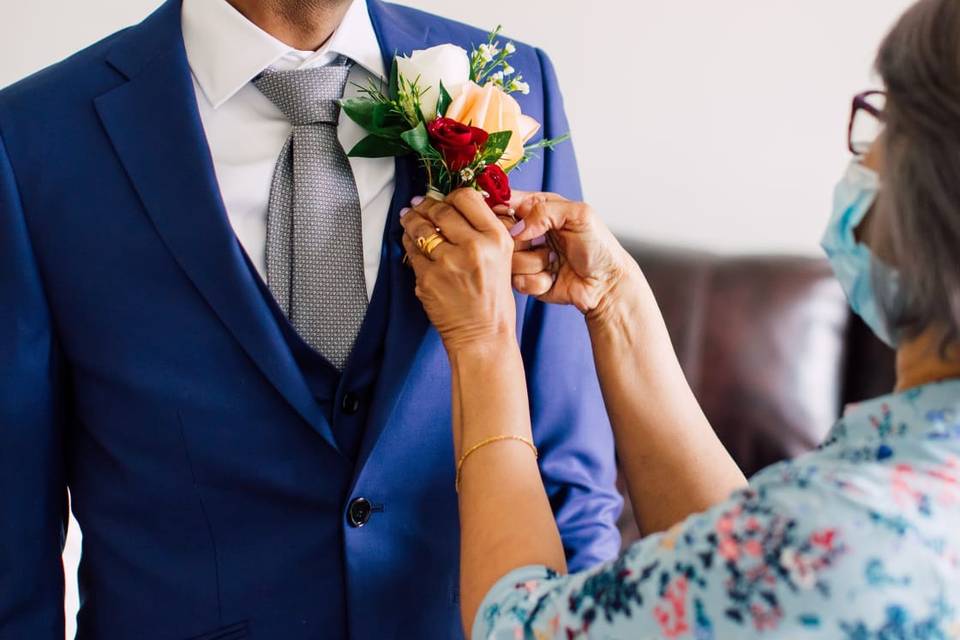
[475,380,960,639]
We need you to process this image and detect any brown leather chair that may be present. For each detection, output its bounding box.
[615,241,896,547]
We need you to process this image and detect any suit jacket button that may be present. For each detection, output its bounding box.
[341,392,362,415]
[347,498,373,528]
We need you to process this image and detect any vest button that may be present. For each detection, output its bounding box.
[347,498,373,528]
[341,392,362,415]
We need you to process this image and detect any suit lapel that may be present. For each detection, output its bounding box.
[94,0,340,453]
[354,156,429,472]
[353,1,435,473]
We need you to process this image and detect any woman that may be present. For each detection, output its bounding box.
[401,0,960,637]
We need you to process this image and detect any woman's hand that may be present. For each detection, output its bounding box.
[504,193,637,319]
[508,195,748,539]
[400,189,519,355]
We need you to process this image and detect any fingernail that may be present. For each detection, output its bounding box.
[532,235,547,247]
[549,251,558,264]
[509,220,526,237]
[400,207,411,218]
[411,196,425,206]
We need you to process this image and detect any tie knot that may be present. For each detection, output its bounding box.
[254,61,353,126]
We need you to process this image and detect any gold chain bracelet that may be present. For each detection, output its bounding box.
[455,435,538,493]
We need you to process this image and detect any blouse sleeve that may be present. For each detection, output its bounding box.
[472,477,859,640]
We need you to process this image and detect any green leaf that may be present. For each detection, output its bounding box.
[389,58,399,99]
[371,103,392,129]
[341,98,379,130]
[418,142,444,163]
[524,132,572,153]
[513,133,572,171]
[371,105,408,138]
[437,81,453,117]
[401,122,434,155]
[480,130,513,164]
[342,99,407,139]
[348,134,410,158]
[413,100,427,127]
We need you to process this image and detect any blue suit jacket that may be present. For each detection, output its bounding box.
[0,1,621,638]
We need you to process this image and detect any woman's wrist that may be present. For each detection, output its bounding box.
[447,328,529,458]
[585,251,646,331]
[445,327,519,363]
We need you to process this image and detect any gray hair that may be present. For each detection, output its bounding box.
[874,0,960,351]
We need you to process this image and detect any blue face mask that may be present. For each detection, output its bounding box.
[821,161,902,348]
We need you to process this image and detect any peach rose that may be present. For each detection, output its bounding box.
[444,81,540,170]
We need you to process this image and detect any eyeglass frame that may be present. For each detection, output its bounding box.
[848,90,886,156]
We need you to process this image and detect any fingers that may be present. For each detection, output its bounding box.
[512,247,553,275]
[490,204,544,251]
[508,190,569,210]
[399,208,439,243]
[513,272,556,297]
[506,192,573,246]
[445,188,502,233]
[407,197,477,246]
[512,199,592,243]
[495,213,534,252]
[399,208,451,261]
[512,247,558,297]
[401,234,433,274]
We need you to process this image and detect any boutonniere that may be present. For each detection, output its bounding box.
[341,28,569,207]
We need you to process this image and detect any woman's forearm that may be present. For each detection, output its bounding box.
[449,336,567,638]
[588,260,747,535]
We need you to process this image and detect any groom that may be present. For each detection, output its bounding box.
[0,0,621,638]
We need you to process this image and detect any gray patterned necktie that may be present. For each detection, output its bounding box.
[254,61,367,370]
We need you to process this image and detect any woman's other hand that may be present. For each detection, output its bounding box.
[401,189,518,355]
[505,193,637,318]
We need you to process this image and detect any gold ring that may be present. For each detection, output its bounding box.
[417,232,446,258]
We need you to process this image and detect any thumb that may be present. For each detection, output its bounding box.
[506,189,533,210]
[510,190,569,209]
[511,199,574,243]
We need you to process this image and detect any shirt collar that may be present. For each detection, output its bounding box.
[824,378,960,449]
[182,0,386,109]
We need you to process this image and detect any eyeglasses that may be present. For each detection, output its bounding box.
[848,90,886,156]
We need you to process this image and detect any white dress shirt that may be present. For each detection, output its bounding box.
[182,0,395,299]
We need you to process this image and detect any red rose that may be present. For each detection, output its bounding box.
[427,117,489,172]
[476,164,511,208]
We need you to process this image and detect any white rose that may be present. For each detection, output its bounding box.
[395,44,470,120]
